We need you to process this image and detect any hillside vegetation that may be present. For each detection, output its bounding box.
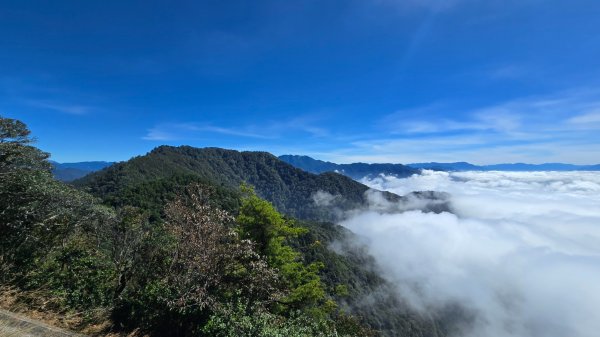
[1,116,453,337]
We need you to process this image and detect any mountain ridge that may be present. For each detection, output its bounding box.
[409,161,600,171]
[75,146,436,222]
[279,154,419,179]
[278,155,600,173]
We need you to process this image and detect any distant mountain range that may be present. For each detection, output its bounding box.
[50,161,114,181]
[408,162,600,171]
[279,155,600,175]
[53,156,600,183]
[278,155,419,179]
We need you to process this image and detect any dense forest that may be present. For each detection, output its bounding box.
[0,116,455,336]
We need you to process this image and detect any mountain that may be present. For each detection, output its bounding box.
[279,155,420,179]
[408,162,480,171]
[278,155,339,173]
[280,156,600,174]
[51,161,114,181]
[73,146,453,336]
[482,163,600,171]
[408,162,600,171]
[75,146,444,222]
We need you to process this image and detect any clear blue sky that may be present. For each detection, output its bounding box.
[2,0,600,164]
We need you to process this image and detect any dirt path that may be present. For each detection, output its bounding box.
[0,308,85,337]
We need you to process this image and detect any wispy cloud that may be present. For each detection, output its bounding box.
[568,110,600,125]
[142,122,273,141]
[383,88,600,135]
[489,64,527,80]
[27,100,94,115]
[381,104,522,135]
[145,89,600,165]
[142,115,331,142]
[328,89,600,164]
[142,128,177,141]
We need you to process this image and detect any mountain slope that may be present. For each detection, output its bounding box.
[75,146,404,222]
[74,146,453,336]
[279,155,419,179]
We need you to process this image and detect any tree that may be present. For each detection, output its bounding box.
[103,206,151,301]
[0,116,61,274]
[0,116,50,173]
[0,116,110,281]
[237,185,328,313]
[163,183,281,313]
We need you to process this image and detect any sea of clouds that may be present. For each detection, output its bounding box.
[341,170,600,337]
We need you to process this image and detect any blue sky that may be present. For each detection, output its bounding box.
[2,0,600,164]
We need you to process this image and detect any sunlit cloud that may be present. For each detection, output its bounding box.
[339,170,600,337]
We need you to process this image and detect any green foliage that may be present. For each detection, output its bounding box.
[28,237,117,309]
[238,186,327,313]
[0,117,455,337]
[203,298,338,337]
[0,116,51,172]
[292,220,453,337]
[203,297,377,337]
[0,116,113,281]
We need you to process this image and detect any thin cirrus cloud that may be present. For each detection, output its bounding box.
[142,116,330,142]
[337,89,600,164]
[142,123,272,141]
[26,100,94,115]
[383,88,600,134]
[142,89,600,164]
[568,110,600,125]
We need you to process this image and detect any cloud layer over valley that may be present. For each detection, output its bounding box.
[340,170,600,337]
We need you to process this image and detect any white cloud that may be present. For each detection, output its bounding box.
[142,114,331,142]
[142,127,176,141]
[341,171,600,337]
[568,110,600,125]
[142,122,273,141]
[327,89,600,164]
[27,100,93,115]
[312,190,340,207]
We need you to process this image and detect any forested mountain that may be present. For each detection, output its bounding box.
[2,117,456,337]
[279,155,419,179]
[72,146,453,335]
[75,146,412,222]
